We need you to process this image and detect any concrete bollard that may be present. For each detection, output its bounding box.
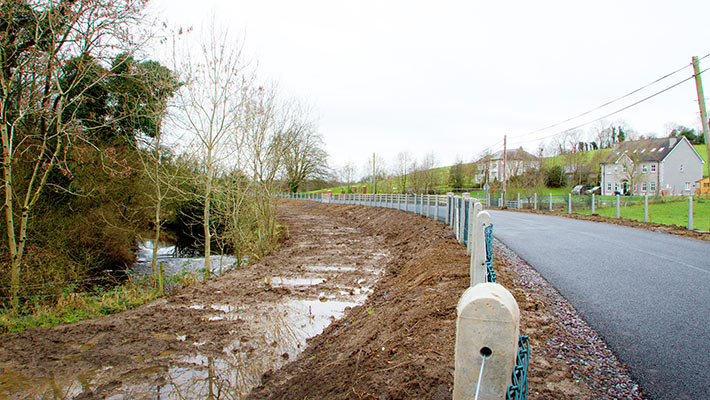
[467,202,483,256]
[460,194,471,243]
[568,193,572,214]
[517,193,521,209]
[534,193,537,210]
[454,282,520,400]
[616,194,620,218]
[688,196,693,230]
[549,193,553,211]
[470,210,491,286]
[435,195,439,221]
[591,193,596,214]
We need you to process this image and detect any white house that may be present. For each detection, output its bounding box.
[475,147,539,185]
[599,136,705,196]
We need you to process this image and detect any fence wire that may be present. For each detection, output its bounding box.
[484,223,528,399]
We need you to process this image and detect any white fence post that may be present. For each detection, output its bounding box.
[470,210,491,286]
[435,196,440,221]
[460,194,471,244]
[591,193,595,214]
[517,193,521,209]
[549,193,553,211]
[644,195,649,222]
[616,194,620,218]
[454,282,520,400]
[688,196,693,230]
[533,193,537,210]
[568,193,572,214]
[467,202,483,256]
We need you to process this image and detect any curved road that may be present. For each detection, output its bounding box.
[487,210,710,400]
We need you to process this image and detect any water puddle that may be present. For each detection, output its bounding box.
[304,265,357,272]
[266,276,326,287]
[2,238,389,399]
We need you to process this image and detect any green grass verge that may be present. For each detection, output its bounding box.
[577,197,710,231]
[0,280,160,335]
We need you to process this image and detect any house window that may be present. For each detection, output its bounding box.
[607,183,612,192]
[614,165,618,172]
[685,182,691,191]
[614,183,619,191]
[641,183,647,192]
[650,183,656,191]
[651,164,656,173]
[642,164,648,173]
[680,164,684,172]
[622,165,627,172]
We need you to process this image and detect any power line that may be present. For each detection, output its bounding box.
[507,65,710,148]
[510,53,710,142]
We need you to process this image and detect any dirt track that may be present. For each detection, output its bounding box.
[0,200,643,399]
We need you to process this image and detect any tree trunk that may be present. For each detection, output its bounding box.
[203,150,213,279]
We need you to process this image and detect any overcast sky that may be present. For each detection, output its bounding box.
[147,0,710,173]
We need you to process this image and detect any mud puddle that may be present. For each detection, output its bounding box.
[0,203,390,399]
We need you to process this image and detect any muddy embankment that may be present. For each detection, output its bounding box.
[0,200,642,399]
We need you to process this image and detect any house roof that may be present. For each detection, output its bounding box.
[601,137,680,164]
[481,147,538,162]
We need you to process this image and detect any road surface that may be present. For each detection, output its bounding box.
[488,210,710,400]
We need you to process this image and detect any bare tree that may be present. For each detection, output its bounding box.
[419,152,439,193]
[394,151,415,193]
[339,161,358,192]
[281,110,328,193]
[242,85,288,187]
[171,26,250,279]
[0,0,148,308]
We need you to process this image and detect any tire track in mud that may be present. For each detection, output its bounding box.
[0,201,390,399]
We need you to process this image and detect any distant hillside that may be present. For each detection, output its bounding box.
[308,143,709,193]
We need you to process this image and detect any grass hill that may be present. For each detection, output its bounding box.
[309,144,708,194]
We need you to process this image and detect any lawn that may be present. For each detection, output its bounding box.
[578,197,710,231]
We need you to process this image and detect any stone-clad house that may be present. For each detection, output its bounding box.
[599,136,705,196]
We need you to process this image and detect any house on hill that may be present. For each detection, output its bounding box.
[475,147,539,185]
[599,136,704,196]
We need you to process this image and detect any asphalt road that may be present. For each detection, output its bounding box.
[487,210,710,400]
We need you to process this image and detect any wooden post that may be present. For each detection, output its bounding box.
[688,196,694,230]
[692,56,710,177]
[454,283,520,400]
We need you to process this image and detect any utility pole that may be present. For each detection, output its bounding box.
[692,56,710,177]
[502,135,507,208]
[372,152,376,194]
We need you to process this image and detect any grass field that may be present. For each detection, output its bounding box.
[577,197,710,231]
